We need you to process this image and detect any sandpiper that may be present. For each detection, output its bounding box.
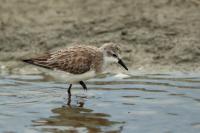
[23,42,128,96]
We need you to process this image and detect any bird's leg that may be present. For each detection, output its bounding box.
[63,84,72,106]
[67,94,71,106]
[79,81,87,91]
[67,84,72,96]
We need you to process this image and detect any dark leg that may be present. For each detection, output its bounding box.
[67,84,72,96]
[79,81,87,91]
[67,94,71,106]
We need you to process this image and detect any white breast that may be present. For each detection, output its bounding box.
[43,68,96,83]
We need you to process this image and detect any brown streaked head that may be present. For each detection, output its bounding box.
[100,42,128,71]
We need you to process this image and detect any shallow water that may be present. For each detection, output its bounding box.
[0,73,200,133]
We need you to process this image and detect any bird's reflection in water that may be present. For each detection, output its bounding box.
[66,93,85,107]
[32,95,123,133]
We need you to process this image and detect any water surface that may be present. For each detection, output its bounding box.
[0,73,200,133]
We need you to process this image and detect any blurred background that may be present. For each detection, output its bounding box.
[0,0,200,74]
[1,1,200,133]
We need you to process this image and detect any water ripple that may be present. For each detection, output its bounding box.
[0,73,200,133]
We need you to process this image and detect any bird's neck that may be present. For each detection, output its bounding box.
[91,50,104,74]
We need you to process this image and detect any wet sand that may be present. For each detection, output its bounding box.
[0,0,200,74]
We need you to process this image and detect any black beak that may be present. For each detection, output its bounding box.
[118,59,128,71]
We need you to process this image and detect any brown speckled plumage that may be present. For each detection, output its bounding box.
[24,45,104,74]
[23,42,128,96]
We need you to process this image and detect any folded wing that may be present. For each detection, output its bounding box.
[23,47,93,74]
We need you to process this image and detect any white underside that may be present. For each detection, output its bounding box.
[40,56,117,83]
[43,68,96,83]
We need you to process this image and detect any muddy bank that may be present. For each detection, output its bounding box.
[0,0,200,74]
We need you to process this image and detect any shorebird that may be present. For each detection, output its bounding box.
[23,42,128,96]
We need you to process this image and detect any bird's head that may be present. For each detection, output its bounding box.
[100,42,128,71]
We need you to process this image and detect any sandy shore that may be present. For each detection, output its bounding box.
[0,0,200,74]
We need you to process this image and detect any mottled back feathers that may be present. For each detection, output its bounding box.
[23,45,103,74]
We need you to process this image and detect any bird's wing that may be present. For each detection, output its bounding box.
[23,47,93,74]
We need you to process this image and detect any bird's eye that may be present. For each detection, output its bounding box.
[112,54,117,57]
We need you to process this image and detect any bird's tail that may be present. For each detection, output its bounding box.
[22,59,34,64]
[22,59,52,70]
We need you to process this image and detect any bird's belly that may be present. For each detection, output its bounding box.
[45,69,96,83]
[66,70,96,83]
